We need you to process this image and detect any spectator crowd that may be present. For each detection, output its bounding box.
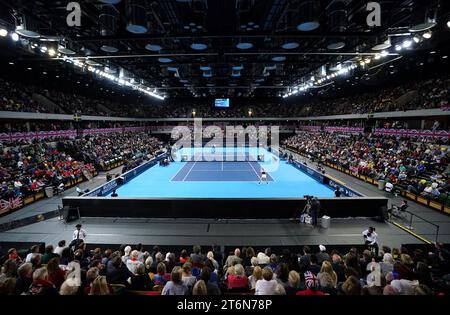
[0,240,449,295]
[284,131,449,203]
[1,74,448,118]
[0,132,163,200]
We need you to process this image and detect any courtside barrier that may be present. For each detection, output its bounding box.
[0,171,97,218]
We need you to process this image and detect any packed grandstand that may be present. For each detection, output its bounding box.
[0,0,449,307]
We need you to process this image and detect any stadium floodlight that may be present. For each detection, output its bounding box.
[48,48,56,56]
[423,32,432,39]
[447,20,450,29]
[40,46,47,53]
[413,36,420,43]
[395,45,402,51]
[0,28,7,37]
[402,40,412,48]
[11,32,19,41]
[380,50,389,57]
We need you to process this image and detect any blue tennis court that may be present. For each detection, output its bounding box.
[171,161,274,182]
[109,147,334,198]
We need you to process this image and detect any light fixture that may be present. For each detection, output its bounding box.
[9,62,14,65]
[48,48,56,56]
[190,43,208,50]
[327,41,345,50]
[58,43,76,55]
[27,67,32,70]
[374,54,381,60]
[413,36,420,43]
[272,56,286,62]
[402,40,412,48]
[395,45,402,51]
[100,44,119,53]
[158,57,172,63]
[423,31,432,39]
[145,44,161,51]
[0,28,7,37]
[236,42,253,49]
[372,37,391,51]
[11,32,19,41]
[40,46,47,53]
[447,20,450,29]
[281,42,299,49]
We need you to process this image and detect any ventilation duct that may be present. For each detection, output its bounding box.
[99,5,119,52]
[99,0,122,3]
[99,5,117,36]
[15,15,40,38]
[409,2,437,32]
[297,1,320,31]
[327,1,347,50]
[126,0,148,34]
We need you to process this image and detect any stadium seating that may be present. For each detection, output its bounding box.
[0,241,448,295]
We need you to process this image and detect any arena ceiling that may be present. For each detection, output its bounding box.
[0,0,449,101]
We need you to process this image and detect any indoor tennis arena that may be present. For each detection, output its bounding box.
[0,0,449,307]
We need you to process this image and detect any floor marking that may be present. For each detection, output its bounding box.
[247,161,260,180]
[182,162,197,182]
[188,170,256,172]
[391,221,432,244]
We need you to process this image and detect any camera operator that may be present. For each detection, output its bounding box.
[310,197,320,227]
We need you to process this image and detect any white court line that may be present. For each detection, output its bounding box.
[188,170,255,172]
[247,161,261,181]
[182,162,197,182]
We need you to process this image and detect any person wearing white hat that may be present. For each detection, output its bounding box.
[256,252,270,265]
[317,245,330,265]
[121,246,132,263]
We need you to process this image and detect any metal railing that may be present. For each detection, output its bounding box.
[389,209,440,243]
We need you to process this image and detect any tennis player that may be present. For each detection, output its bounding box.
[259,167,268,185]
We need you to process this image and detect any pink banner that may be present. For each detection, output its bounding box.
[0,196,23,215]
[299,126,449,139]
[0,127,149,142]
[0,130,77,142]
[374,128,450,139]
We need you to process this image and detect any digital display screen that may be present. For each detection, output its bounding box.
[214,98,230,108]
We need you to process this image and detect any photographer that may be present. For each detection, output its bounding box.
[362,227,379,256]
